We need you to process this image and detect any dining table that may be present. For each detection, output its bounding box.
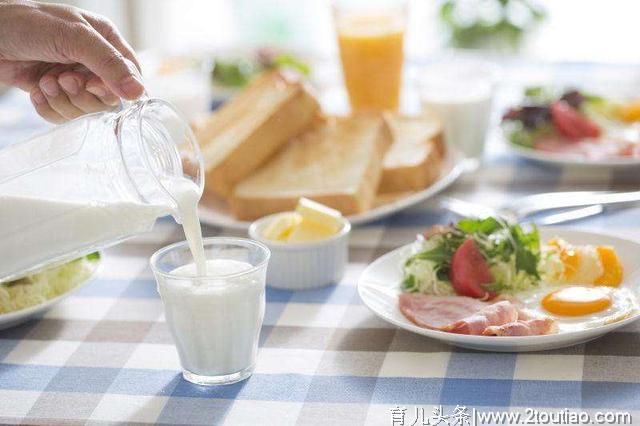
[1,61,640,425]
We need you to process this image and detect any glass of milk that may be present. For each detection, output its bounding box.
[419,59,500,163]
[150,237,270,386]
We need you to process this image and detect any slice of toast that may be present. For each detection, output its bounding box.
[194,70,320,197]
[229,114,392,220]
[378,113,444,193]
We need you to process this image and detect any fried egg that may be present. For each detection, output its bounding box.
[544,238,624,287]
[519,284,638,332]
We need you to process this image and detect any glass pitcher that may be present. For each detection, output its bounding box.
[0,98,203,282]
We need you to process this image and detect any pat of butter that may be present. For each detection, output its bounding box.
[287,219,337,242]
[262,212,303,241]
[295,198,343,234]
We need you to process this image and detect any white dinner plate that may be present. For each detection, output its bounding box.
[198,148,468,230]
[0,256,101,330]
[505,137,640,168]
[358,228,640,352]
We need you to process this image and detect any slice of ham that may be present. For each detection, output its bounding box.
[483,318,558,336]
[399,293,487,330]
[534,136,640,160]
[444,301,518,335]
[399,293,558,336]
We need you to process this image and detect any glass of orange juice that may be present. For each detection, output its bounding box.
[334,0,406,112]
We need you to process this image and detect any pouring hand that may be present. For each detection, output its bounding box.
[0,0,145,123]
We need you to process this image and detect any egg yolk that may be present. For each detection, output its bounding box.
[542,286,612,316]
[594,246,623,287]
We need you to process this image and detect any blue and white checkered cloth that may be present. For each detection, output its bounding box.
[1,64,640,425]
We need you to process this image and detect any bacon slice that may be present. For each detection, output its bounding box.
[399,293,487,330]
[398,293,558,336]
[534,136,640,160]
[444,301,518,335]
[483,318,558,336]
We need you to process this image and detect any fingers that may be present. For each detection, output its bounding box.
[32,67,119,122]
[39,72,85,120]
[65,25,144,100]
[30,88,65,124]
[85,75,120,107]
[81,13,141,72]
[58,71,112,113]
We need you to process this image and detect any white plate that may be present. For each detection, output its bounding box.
[0,257,101,330]
[198,148,468,230]
[505,137,640,168]
[358,228,640,352]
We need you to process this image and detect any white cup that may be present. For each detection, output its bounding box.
[419,59,499,161]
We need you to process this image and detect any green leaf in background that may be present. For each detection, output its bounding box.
[86,252,101,262]
[457,217,501,235]
[212,58,255,88]
[438,0,546,50]
[271,53,311,76]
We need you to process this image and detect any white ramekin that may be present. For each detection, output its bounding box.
[248,213,351,290]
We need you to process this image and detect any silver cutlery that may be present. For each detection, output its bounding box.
[440,190,640,225]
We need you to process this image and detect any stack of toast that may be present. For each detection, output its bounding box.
[193,70,445,221]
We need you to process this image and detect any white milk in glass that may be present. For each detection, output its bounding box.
[158,259,265,378]
[420,59,497,161]
[154,180,267,384]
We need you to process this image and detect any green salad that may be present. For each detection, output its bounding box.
[403,218,542,297]
[212,48,310,89]
[0,253,100,315]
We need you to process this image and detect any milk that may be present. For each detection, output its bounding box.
[158,259,265,377]
[0,196,166,279]
[162,178,206,275]
[158,178,267,381]
[0,175,203,281]
[419,59,497,160]
[421,84,493,159]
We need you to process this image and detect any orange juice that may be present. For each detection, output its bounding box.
[337,13,405,111]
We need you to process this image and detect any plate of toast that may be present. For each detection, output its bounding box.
[194,70,466,230]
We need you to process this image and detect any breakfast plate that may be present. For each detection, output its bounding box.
[358,228,640,352]
[0,254,101,330]
[501,86,640,168]
[505,138,640,168]
[198,148,468,230]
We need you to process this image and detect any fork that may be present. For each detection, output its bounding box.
[440,190,640,225]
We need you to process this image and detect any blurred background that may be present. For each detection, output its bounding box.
[3,0,640,140]
[58,0,640,63]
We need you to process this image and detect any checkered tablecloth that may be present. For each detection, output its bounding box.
[1,64,640,425]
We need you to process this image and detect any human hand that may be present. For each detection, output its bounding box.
[0,0,145,123]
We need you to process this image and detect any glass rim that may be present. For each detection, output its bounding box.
[121,97,205,207]
[149,236,271,281]
[139,97,205,188]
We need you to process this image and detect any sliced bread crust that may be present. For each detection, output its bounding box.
[194,70,320,197]
[379,113,444,193]
[229,114,392,220]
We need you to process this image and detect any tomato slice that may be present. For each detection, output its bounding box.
[550,101,601,141]
[449,239,496,299]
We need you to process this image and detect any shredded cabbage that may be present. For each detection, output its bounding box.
[0,254,99,314]
[401,217,543,296]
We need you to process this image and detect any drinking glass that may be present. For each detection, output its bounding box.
[150,237,270,386]
[419,59,499,162]
[334,0,407,112]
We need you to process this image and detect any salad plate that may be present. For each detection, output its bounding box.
[358,227,640,352]
[198,148,468,230]
[502,87,640,168]
[505,139,640,168]
[0,253,101,330]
